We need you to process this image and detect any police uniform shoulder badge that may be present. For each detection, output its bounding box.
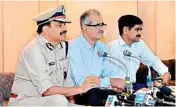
[46,43,54,51]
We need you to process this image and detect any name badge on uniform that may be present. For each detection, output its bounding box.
[49,62,55,66]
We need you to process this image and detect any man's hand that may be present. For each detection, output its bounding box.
[86,76,100,86]
[67,96,75,104]
[110,78,125,93]
[161,72,171,85]
[80,76,100,93]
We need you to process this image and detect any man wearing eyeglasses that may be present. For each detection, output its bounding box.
[68,9,126,105]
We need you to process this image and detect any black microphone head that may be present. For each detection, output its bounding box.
[156,86,172,99]
[160,86,172,96]
[97,51,107,57]
[127,94,136,101]
[114,101,121,106]
[156,91,164,99]
[123,50,132,56]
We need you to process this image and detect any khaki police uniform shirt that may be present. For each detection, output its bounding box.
[11,35,73,98]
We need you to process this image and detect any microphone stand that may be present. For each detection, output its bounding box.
[129,55,153,94]
[105,56,133,94]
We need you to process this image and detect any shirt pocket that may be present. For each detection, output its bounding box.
[44,52,58,72]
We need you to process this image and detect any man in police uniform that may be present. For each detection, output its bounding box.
[8,5,96,106]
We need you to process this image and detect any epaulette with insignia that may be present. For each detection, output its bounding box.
[46,43,54,51]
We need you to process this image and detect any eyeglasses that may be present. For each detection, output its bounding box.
[85,22,107,29]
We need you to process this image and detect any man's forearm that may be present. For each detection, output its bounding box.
[42,86,82,97]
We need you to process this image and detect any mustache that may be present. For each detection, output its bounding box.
[136,35,141,37]
[60,30,67,35]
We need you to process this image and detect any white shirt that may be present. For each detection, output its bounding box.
[108,35,168,83]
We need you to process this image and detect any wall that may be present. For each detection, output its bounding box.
[138,1,175,59]
[0,1,175,73]
[0,1,3,73]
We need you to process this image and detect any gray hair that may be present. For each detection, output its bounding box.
[80,9,101,29]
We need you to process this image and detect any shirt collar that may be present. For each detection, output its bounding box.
[80,34,101,50]
[37,34,63,51]
[38,34,49,46]
[119,35,139,48]
[119,35,127,46]
[81,34,94,49]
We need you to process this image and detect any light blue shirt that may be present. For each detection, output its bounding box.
[68,35,125,87]
[108,35,168,83]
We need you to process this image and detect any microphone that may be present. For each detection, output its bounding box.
[153,87,175,106]
[123,50,150,67]
[123,50,153,93]
[97,51,133,94]
[105,95,119,107]
[97,51,110,57]
[97,51,128,73]
[97,51,128,75]
[123,50,132,56]
[134,92,155,106]
[156,86,172,99]
[153,77,174,100]
[144,94,156,106]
